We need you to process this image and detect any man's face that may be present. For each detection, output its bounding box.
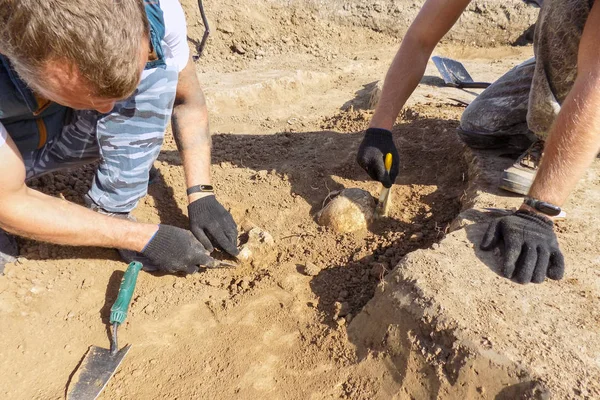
[36,40,149,114]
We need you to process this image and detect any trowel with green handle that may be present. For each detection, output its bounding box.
[67,261,143,400]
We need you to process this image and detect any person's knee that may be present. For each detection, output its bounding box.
[460,100,487,133]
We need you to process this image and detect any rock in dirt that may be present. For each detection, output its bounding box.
[318,188,375,233]
[367,80,383,109]
[231,40,246,55]
[237,226,276,264]
[302,261,322,276]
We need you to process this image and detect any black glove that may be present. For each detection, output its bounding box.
[141,225,218,274]
[188,195,239,257]
[480,210,565,284]
[356,128,400,188]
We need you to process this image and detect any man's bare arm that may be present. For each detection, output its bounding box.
[370,0,471,130]
[171,57,212,204]
[0,136,157,252]
[526,2,600,207]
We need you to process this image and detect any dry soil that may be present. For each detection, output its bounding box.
[1,1,597,399]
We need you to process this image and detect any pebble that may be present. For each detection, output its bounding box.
[232,41,246,54]
[410,232,424,241]
[239,278,250,290]
[302,261,322,277]
[173,281,183,289]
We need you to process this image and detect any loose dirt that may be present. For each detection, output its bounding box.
[1,1,597,399]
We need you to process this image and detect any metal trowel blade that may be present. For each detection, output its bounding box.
[67,344,131,400]
[432,56,475,85]
[375,187,392,217]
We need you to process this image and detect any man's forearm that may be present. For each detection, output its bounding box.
[369,0,471,130]
[528,72,600,206]
[0,188,157,252]
[370,35,434,130]
[171,91,212,202]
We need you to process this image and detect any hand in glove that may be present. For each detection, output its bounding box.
[141,225,218,274]
[188,195,239,257]
[356,128,400,188]
[480,210,565,284]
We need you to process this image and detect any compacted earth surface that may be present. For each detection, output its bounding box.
[1,1,598,399]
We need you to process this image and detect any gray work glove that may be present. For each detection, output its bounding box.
[188,195,239,257]
[480,210,565,284]
[141,225,218,274]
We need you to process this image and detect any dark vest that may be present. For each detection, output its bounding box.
[0,0,166,153]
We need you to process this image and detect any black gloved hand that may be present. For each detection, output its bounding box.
[141,225,217,274]
[357,128,400,188]
[480,210,565,284]
[188,195,239,257]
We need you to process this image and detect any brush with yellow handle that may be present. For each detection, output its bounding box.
[375,153,393,217]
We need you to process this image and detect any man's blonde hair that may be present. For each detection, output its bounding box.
[0,0,149,99]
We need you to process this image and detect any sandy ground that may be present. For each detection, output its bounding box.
[1,1,598,399]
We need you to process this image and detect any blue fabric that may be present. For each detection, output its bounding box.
[144,0,167,70]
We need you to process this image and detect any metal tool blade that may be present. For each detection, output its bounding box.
[67,345,131,400]
[375,187,391,217]
[432,56,474,84]
[217,260,239,268]
[431,56,491,89]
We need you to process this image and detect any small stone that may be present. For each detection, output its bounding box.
[149,359,157,365]
[132,369,143,377]
[239,278,250,290]
[302,261,322,277]
[333,301,350,320]
[144,305,155,315]
[173,281,183,289]
[336,318,346,326]
[338,302,350,317]
[218,24,235,34]
[410,232,424,241]
[232,41,246,54]
[367,80,384,109]
[237,246,252,262]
